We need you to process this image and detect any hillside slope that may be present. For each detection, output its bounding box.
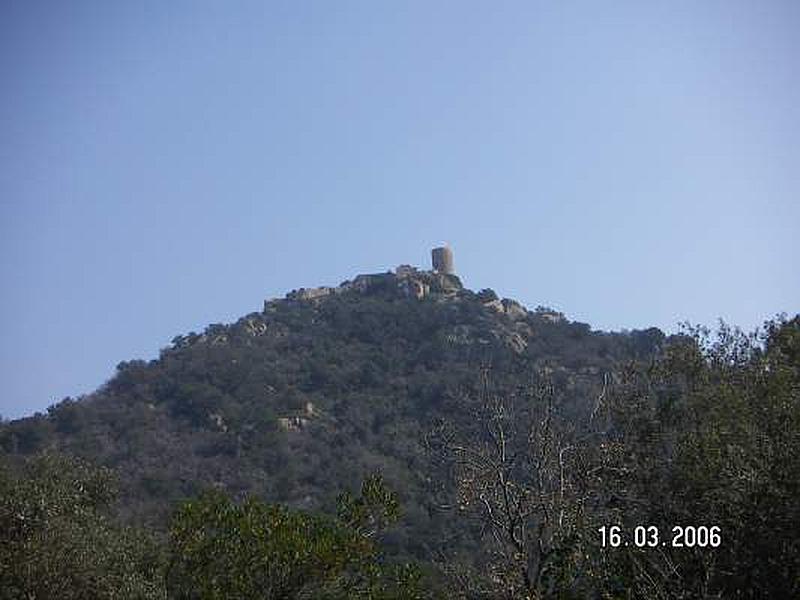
[0,267,665,559]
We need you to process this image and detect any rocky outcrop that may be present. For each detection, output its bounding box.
[277,416,310,431]
[399,278,429,300]
[264,264,553,358]
[286,286,337,302]
[532,307,566,323]
[277,401,316,432]
[279,265,464,307]
[480,296,528,321]
[502,299,527,320]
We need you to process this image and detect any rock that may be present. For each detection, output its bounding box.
[395,264,418,278]
[399,278,429,299]
[209,412,228,432]
[277,416,309,431]
[483,299,505,313]
[287,287,335,301]
[266,260,465,309]
[502,299,527,320]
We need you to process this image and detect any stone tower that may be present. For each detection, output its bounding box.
[431,245,455,274]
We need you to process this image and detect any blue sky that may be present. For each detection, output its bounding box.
[2,1,798,419]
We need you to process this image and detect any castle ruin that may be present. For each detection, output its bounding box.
[431,245,455,274]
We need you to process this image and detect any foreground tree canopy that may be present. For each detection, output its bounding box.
[427,317,800,598]
[0,453,165,599]
[1,457,435,599]
[167,475,430,599]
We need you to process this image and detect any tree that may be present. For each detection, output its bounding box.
[0,453,165,599]
[645,318,800,598]
[427,318,800,598]
[586,317,800,598]
[426,369,616,598]
[167,474,435,599]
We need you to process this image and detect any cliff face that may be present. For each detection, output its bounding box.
[0,268,665,560]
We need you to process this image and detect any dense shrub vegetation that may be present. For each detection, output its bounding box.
[1,457,433,599]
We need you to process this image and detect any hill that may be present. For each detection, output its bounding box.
[0,264,664,560]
